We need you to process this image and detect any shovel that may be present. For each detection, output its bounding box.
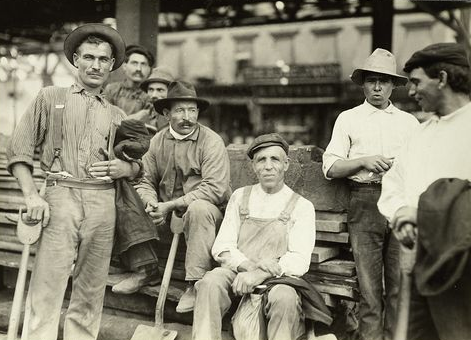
[7,208,43,340]
[131,211,183,340]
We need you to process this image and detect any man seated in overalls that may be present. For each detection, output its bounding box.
[191,133,332,340]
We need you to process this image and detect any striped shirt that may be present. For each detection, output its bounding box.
[7,83,126,178]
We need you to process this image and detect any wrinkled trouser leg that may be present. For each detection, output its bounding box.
[22,186,115,340]
[265,284,304,340]
[406,281,439,340]
[183,200,223,280]
[349,187,399,340]
[193,267,236,340]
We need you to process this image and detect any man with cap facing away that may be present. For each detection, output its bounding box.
[135,80,232,313]
[104,44,156,124]
[110,65,175,295]
[192,133,332,340]
[7,24,141,340]
[323,49,419,340]
[140,65,175,131]
[378,42,471,340]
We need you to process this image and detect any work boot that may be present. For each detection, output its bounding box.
[176,281,196,313]
[112,271,160,294]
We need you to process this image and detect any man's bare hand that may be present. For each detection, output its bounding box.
[89,159,134,179]
[392,206,418,248]
[145,200,175,226]
[361,155,394,173]
[392,206,417,230]
[24,193,50,227]
[257,259,282,276]
[232,271,266,296]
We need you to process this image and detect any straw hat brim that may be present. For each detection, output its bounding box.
[140,77,172,90]
[154,97,210,115]
[350,68,408,86]
[64,24,125,71]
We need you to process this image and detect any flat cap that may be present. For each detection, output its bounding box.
[404,42,469,73]
[247,133,289,159]
[125,45,155,67]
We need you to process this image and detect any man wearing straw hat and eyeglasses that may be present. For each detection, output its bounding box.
[323,49,419,340]
[7,23,141,340]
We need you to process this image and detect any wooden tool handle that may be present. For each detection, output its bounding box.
[155,231,180,326]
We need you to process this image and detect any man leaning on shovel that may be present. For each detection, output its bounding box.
[7,23,141,340]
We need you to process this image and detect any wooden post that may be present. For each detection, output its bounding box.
[116,0,160,59]
[371,0,394,52]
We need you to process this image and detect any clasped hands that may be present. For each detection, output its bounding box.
[232,259,282,296]
[145,200,175,226]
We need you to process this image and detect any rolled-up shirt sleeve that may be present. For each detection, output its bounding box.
[322,113,351,180]
[212,188,249,271]
[278,199,316,276]
[174,136,230,209]
[378,151,407,222]
[7,88,48,174]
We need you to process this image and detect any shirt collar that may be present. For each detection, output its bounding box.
[362,99,396,115]
[72,83,106,105]
[429,101,471,122]
[165,124,200,141]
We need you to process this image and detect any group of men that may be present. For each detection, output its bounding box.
[6,21,471,340]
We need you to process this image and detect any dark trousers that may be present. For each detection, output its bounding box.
[348,184,400,340]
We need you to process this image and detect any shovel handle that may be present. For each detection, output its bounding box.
[155,231,180,326]
[7,244,30,340]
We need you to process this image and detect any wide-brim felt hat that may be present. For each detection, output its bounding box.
[154,80,210,114]
[140,66,175,90]
[350,48,408,86]
[64,23,126,71]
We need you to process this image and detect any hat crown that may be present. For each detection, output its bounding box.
[148,66,174,83]
[362,48,398,75]
[167,80,198,99]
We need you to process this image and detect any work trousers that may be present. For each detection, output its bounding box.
[22,186,116,340]
[348,185,400,340]
[182,200,223,280]
[407,257,471,340]
[193,267,304,340]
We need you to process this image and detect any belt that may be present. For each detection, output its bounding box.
[46,178,114,190]
[348,180,382,189]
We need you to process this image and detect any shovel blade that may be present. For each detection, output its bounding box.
[131,324,178,340]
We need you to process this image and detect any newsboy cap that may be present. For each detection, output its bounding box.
[125,45,155,67]
[404,43,470,73]
[247,133,289,159]
[64,23,125,71]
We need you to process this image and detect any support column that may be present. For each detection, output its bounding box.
[371,0,393,52]
[116,0,160,58]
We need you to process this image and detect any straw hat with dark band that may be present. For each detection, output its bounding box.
[153,80,209,114]
[350,48,408,86]
[64,23,126,71]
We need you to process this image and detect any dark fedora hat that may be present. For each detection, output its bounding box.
[153,80,210,114]
[64,23,126,71]
[125,44,155,67]
[140,66,175,90]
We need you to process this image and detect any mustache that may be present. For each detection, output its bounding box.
[133,71,144,76]
[179,120,195,126]
[87,72,103,76]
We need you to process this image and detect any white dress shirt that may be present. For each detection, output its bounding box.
[212,184,316,277]
[378,103,471,221]
[323,100,419,183]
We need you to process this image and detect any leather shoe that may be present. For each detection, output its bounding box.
[176,283,196,313]
[112,271,160,294]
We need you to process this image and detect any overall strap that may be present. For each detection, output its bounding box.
[278,192,301,224]
[49,87,68,173]
[239,185,253,218]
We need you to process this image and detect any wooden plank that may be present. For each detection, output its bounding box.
[316,220,347,233]
[312,281,359,300]
[305,272,358,289]
[311,246,339,263]
[0,212,18,225]
[316,232,349,244]
[309,259,356,277]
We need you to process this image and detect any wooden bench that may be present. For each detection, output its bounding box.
[0,142,358,324]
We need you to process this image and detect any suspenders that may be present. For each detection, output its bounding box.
[49,88,68,173]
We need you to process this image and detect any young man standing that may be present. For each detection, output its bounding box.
[323,49,418,340]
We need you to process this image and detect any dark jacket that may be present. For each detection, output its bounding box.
[415,178,471,296]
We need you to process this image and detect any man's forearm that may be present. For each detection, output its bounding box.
[12,163,39,197]
[327,158,364,179]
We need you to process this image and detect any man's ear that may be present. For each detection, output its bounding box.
[73,53,79,68]
[163,108,170,120]
[109,58,115,71]
[438,70,448,89]
[284,157,290,172]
